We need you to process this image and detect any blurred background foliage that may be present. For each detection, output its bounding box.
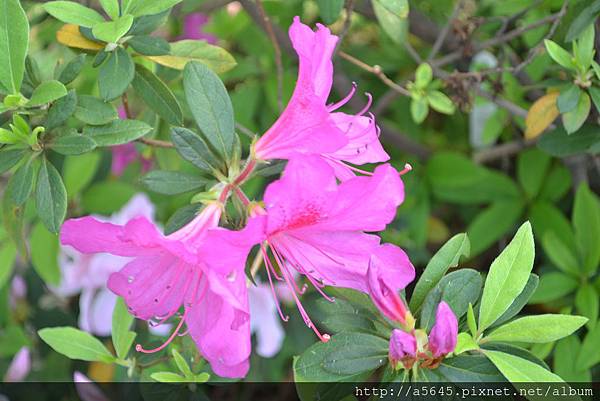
[1,0,599,386]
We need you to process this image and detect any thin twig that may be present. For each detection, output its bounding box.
[473,138,537,163]
[334,0,355,55]
[427,0,463,61]
[403,40,422,64]
[138,137,175,148]
[338,51,411,96]
[235,122,256,138]
[255,0,284,112]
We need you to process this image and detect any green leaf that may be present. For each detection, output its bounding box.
[84,119,152,146]
[57,54,87,85]
[128,10,169,36]
[466,199,525,256]
[321,333,389,376]
[467,303,477,337]
[82,181,136,215]
[573,183,600,274]
[63,152,101,197]
[478,222,535,331]
[49,134,96,155]
[170,127,222,174]
[171,349,193,378]
[454,333,479,355]
[112,298,135,360]
[92,15,134,44]
[566,1,600,41]
[74,95,118,125]
[421,354,505,382]
[589,86,600,114]
[0,128,19,145]
[557,85,581,113]
[516,149,550,199]
[415,63,432,88]
[410,233,470,311]
[529,272,578,304]
[410,97,428,123]
[0,243,16,289]
[538,164,572,202]
[554,336,591,382]
[42,1,105,28]
[27,80,68,107]
[132,65,183,125]
[150,372,187,383]
[47,90,77,130]
[576,324,600,369]
[0,148,26,174]
[575,284,598,330]
[9,156,36,206]
[128,36,170,56]
[99,0,120,20]
[125,0,182,17]
[164,203,201,235]
[562,91,591,134]
[485,314,587,343]
[541,231,579,275]
[372,0,409,44]
[146,40,236,73]
[316,0,344,24]
[0,0,29,94]
[543,40,575,70]
[492,274,539,328]
[98,47,135,101]
[29,223,61,285]
[538,124,600,156]
[420,269,482,330]
[484,350,563,383]
[35,158,68,233]
[141,170,207,195]
[574,24,595,69]
[38,327,115,362]
[183,61,235,162]
[2,190,26,258]
[427,90,455,114]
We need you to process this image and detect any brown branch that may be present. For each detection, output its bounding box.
[138,137,174,148]
[334,0,356,55]
[427,0,463,61]
[254,0,284,112]
[338,51,411,97]
[473,138,537,163]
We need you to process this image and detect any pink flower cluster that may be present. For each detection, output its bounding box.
[59,17,425,378]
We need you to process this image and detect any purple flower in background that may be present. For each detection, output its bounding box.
[53,194,156,336]
[179,13,217,44]
[9,275,26,310]
[74,372,110,401]
[3,347,30,382]
[111,107,152,177]
[388,329,416,370]
[428,301,458,357]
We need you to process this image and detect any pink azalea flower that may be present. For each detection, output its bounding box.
[111,107,152,177]
[428,301,458,357]
[388,329,416,370]
[254,155,406,341]
[252,17,390,181]
[53,194,155,337]
[60,202,263,378]
[73,372,110,401]
[366,245,415,324]
[178,13,218,44]
[3,347,30,382]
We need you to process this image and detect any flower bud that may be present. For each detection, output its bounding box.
[3,347,30,382]
[389,329,417,370]
[428,302,458,357]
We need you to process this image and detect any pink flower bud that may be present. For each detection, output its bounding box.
[428,302,458,357]
[3,347,30,382]
[389,329,416,369]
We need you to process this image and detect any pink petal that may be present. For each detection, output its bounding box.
[428,301,458,357]
[4,347,30,382]
[60,217,142,257]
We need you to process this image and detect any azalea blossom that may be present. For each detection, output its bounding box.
[253,155,406,341]
[53,194,155,336]
[3,347,30,382]
[252,17,389,181]
[427,301,458,357]
[61,202,263,378]
[178,13,218,44]
[389,329,417,370]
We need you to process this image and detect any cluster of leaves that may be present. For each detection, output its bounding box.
[295,223,587,399]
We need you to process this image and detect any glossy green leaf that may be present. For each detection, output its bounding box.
[49,134,97,155]
[74,95,118,125]
[141,170,207,195]
[543,40,575,70]
[27,80,67,107]
[35,158,67,233]
[98,47,135,101]
[128,36,170,56]
[492,274,539,328]
[112,298,135,360]
[84,119,152,146]
[46,90,77,130]
[42,1,105,28]
[92,15,134,44]
[38,327,115,362]
[485,314,587,343]
[171,349,193,378]
[321,333,388,376]
[132,65,182,125]
[479,222,535,331]
[484,350,563,383]
[0,0,29,94]
[562,91,591,134]
[99,0,120,19]
[150,372,187,383]
[170,126,222,174]
[125,0,182,17]
[574,24,595,69]
[29,223,61,285]
[147,40,236,73]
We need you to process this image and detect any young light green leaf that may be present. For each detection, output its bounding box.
[74,95,118,126]
[171,349,193,378]
[562,91,591,134]
[84,119,152,146]
[410,233,470,311]
[132,65,183,125]
[141,170,207,195]
[0,0,29,94]
[573,183,600,274]
[0,128,20,145]
[575,284,598,330]
[478,222,535,331]
[99,0,120,20]
[543,40,575,70]
[49,134,97,155]
[98,47,135,101]
[92,15,134,44]
[410,97,429,123]
[42,1,105,28]
[427,90,455,114]
[372,0,409,44]
[38,327,115,362]
[126,0,182,17]
[454,333,479,355]
[150,372,187,383]
[575,24,595,69]
[29,223,61,285]
[35,158,68,233]
[27,81,68,107]
[183,61,235,162]
[415,63,432,88]
[112,298,135,360]
[146,40,236,73]
[484,350,564,383]
[485,314,587,343]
